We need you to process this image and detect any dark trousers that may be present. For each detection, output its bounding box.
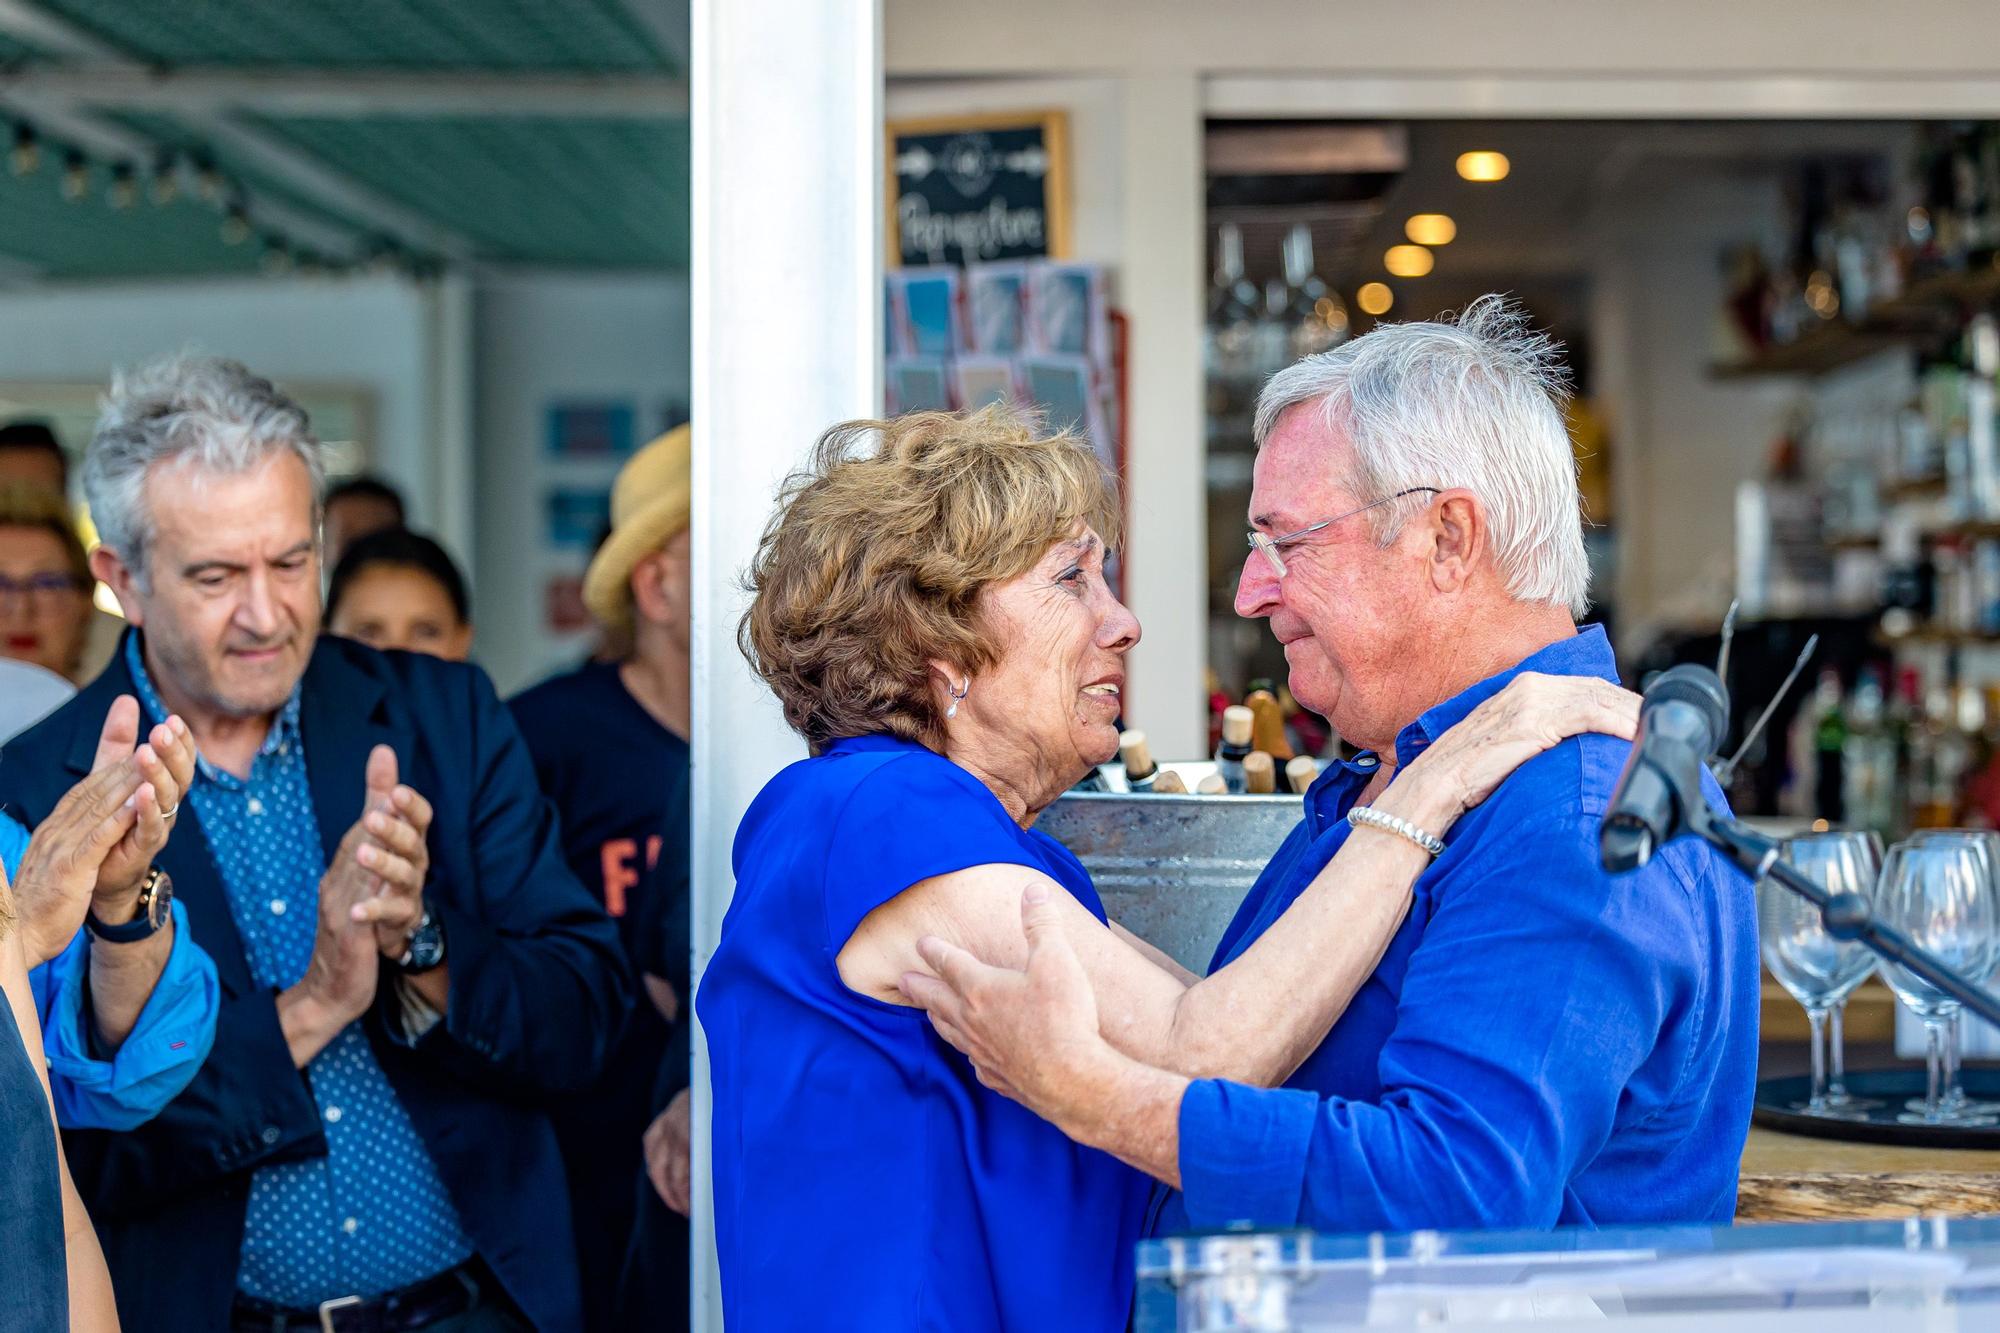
[614,1172,689,1332]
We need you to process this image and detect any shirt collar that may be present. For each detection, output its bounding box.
[1390,624,1618,771]
[123,631,303,781]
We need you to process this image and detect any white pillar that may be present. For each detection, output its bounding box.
[1118,73,1207,759]
[423,271,475,563]
[688,2,882,1330]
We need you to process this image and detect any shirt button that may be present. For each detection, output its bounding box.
[341,1217,358,1235]
[324,1106,343,1123]
[260,1125,281,1145]
[247,797,265,816]
[269,900,288,916]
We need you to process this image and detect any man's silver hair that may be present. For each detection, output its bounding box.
[1253,295,1590,618]
[84,353,324,588]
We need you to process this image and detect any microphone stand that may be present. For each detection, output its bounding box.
[1647,752,2000,1029]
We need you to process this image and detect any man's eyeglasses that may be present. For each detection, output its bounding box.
[1246,487,1442,579]
[0,572,88,609]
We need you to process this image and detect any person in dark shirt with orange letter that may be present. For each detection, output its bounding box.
[511,426,691,1332]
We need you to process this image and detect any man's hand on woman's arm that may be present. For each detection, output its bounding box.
[905,883,1190,1184]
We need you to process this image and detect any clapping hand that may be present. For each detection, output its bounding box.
[340,746,434,961]
[89,694,198,923]
[9,700,152,965]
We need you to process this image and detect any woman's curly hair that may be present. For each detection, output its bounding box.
[740,405,1121,753]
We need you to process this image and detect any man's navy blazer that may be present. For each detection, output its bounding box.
[0,633,634,1332]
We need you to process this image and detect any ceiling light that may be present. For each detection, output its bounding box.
[1455,151,1510,183]
[61,152,88,202]
[150,154,178,206]
[1357,282,1394,316]
[9,124,38,177]
[1405,213,1457,246]
[108,163,138,210]
[1384,245,1434,278]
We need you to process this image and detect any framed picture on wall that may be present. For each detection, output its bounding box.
[886,110,1072,268]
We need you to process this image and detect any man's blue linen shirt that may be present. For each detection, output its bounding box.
[0,814,219,1130]
[1157,627,1760,1236]
[124,635,475,1307]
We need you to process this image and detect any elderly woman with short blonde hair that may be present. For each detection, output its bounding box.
[698,406,1635,1332]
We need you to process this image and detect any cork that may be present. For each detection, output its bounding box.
[1196,773,1229,795]
[1150,769,1188,795]
[1118,729,1156,781]
[1220,705,1254,748]
[1244,690,1294,760]
[1285,755,1319,794]
[1243,750,1276,793]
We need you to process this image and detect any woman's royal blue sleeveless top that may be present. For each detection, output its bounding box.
[698,734,1149,1331]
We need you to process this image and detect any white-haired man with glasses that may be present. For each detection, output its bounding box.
[904,296,1760,1241]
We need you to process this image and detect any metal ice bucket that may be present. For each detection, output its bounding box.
[1037,785,1305,973]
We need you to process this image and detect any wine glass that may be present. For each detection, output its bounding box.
[1792,832,1880,1112]
[1769,833,1884,1117]
[1876,839,1998,1127]
[1907,829,2000,1118]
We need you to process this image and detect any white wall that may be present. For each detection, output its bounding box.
[886,76,1210,756]
[0,274,439,519]
[886,0,2000,78]
[472,271,690,695]
[1589,172,1802,640]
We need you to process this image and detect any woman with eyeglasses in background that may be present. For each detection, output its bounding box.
[0,483,95,683]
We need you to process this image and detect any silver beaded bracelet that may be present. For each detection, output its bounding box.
[1346,805,1446,858]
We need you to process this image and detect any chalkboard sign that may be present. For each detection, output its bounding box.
[887,110,1071,268]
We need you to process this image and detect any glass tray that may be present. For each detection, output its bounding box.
[1754,1068,2000,1149]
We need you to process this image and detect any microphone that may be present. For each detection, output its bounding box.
[1600,664,1730,872]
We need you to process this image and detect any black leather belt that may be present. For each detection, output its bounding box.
[229,1262,482,1333]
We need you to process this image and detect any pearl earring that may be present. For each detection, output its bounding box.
[946,679,970,719]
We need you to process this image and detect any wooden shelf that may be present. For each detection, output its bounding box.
[1709,262,2000,382]
[1883,627,2000,648]
[1882,475,1950,503]
[1711,329,1908,380]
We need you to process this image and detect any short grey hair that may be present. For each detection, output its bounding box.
[1253,295,1590,618]
[84,353,324,586]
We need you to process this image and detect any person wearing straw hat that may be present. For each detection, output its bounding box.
[510,424,693,1332]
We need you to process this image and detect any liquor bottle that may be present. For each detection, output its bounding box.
[1215,706,1254,794]
[1277,684,1332,758]
[1810,671,1848,824]
[1281,223,1348,359]
[1964,685,2000,827]
[1937,679,1988,825]
[1841,670,1895,838]
[1206,223,1260,375]
[1119,728,1159,793]
[1912,679,1960,829]
[1889,665,1921,835]
[1243,751,1277,794]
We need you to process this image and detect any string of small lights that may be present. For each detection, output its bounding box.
[5,115,445,280]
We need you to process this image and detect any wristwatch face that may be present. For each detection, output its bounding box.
[401,913,446,972]
[143,868,174,932]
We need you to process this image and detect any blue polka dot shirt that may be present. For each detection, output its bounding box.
[126,637,474,1307]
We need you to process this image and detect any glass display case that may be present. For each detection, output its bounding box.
[1136,1216,2000,1330]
